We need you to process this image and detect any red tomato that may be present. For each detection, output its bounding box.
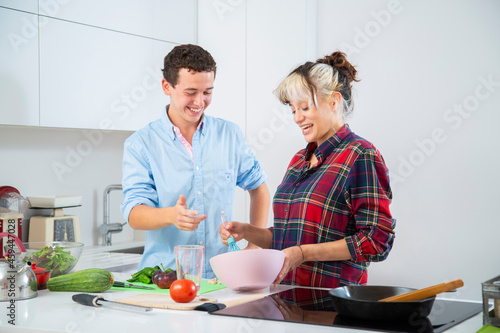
[169,279,197,303]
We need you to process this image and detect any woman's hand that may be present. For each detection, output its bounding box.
[218,221,246,245]
[273,246,304,286]
[244,243,262,250]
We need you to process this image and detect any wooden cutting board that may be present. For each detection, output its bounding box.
[115,293,218,310]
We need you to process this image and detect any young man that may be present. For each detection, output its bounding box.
[121,44,269,278]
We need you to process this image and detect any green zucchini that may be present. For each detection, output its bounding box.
[47,268,114,292]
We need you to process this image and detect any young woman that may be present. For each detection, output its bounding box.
[220,51,395,288]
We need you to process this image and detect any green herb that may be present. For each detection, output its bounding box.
[127,265,162,283]
[25,246,77,277]
[138,274,152,284]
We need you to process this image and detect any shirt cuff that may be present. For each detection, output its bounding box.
[121,199,155,223]
[345,235,364,263]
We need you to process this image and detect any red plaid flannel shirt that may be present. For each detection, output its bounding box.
[271,124,395,288]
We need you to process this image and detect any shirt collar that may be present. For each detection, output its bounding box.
[304,123,352,164]
[162,105,206,140]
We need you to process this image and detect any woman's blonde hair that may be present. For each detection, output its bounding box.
[274,51,360,119]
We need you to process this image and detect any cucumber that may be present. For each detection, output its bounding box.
[47,268,114,292]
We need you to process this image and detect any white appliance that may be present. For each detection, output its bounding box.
[27,196,82,242]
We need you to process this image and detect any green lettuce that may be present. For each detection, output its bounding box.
[25,245,77,277]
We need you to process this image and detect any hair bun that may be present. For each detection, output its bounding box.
[317,51,360,83]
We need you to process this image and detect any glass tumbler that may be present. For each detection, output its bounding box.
[175,245,204,294]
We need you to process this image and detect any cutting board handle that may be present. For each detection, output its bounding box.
[379,279,464,302]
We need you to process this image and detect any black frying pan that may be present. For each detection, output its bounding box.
[329,286,435,322]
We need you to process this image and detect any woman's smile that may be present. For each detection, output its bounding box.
[291,97,341,146]
[300,124,313,135]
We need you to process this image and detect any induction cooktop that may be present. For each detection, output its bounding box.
[210,288,482,332]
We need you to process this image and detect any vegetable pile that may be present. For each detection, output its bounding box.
[25,246,78,277]
[127,265,160,284]
[128,264,177,289]
[127,265,197,302]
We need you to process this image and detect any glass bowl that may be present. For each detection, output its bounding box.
[23,241,84,277]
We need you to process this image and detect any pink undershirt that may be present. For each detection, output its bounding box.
[172,122,203,164]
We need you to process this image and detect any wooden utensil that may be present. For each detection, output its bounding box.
[379,279,464,302]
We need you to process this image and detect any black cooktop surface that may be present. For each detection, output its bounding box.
[210,288,482,332]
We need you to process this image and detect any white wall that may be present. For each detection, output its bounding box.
[246,0,318,225]
[198,0,316,226]
[197,0,248,223]
[201,0,499,301]
[316,0,500,301]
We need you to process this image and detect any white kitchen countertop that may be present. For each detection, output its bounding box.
[0,252,486,333]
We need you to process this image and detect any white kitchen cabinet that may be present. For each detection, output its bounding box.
[42,0,197,43]
[40,18,174,130]
[0,0,38,14]
[0,7,39,126]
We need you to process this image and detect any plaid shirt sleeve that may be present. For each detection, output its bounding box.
[343,147,395,263]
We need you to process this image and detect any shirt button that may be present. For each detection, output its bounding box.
[197,191,201,195]
[199,241,203,245]
[196,166,199,170]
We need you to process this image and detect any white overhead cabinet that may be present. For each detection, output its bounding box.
[43,0,197,43]
[0,0,38,14]
[39,18,174,130]
[0,7,39,126]
[0,0,197,130]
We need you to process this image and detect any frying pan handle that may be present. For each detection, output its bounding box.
[379,279,464,302]
[0,232,26,253]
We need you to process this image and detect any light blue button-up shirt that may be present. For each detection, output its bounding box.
[121,109,267,278]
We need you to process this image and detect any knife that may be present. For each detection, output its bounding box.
[113,281,156,290]
[72,294,153,312]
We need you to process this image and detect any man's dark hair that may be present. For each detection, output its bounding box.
[162,44,217,87]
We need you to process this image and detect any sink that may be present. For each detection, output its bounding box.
[108,246,144,254]
[76,250,142,274]
[103,247,143,273]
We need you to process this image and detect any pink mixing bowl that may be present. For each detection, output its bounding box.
[210,249,285,291]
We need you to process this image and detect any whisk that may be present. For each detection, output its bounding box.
[220,209,241,252]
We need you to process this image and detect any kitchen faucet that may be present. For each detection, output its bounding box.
[99,184,126,246]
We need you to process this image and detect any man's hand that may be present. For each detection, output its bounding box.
[173,194,207,231]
